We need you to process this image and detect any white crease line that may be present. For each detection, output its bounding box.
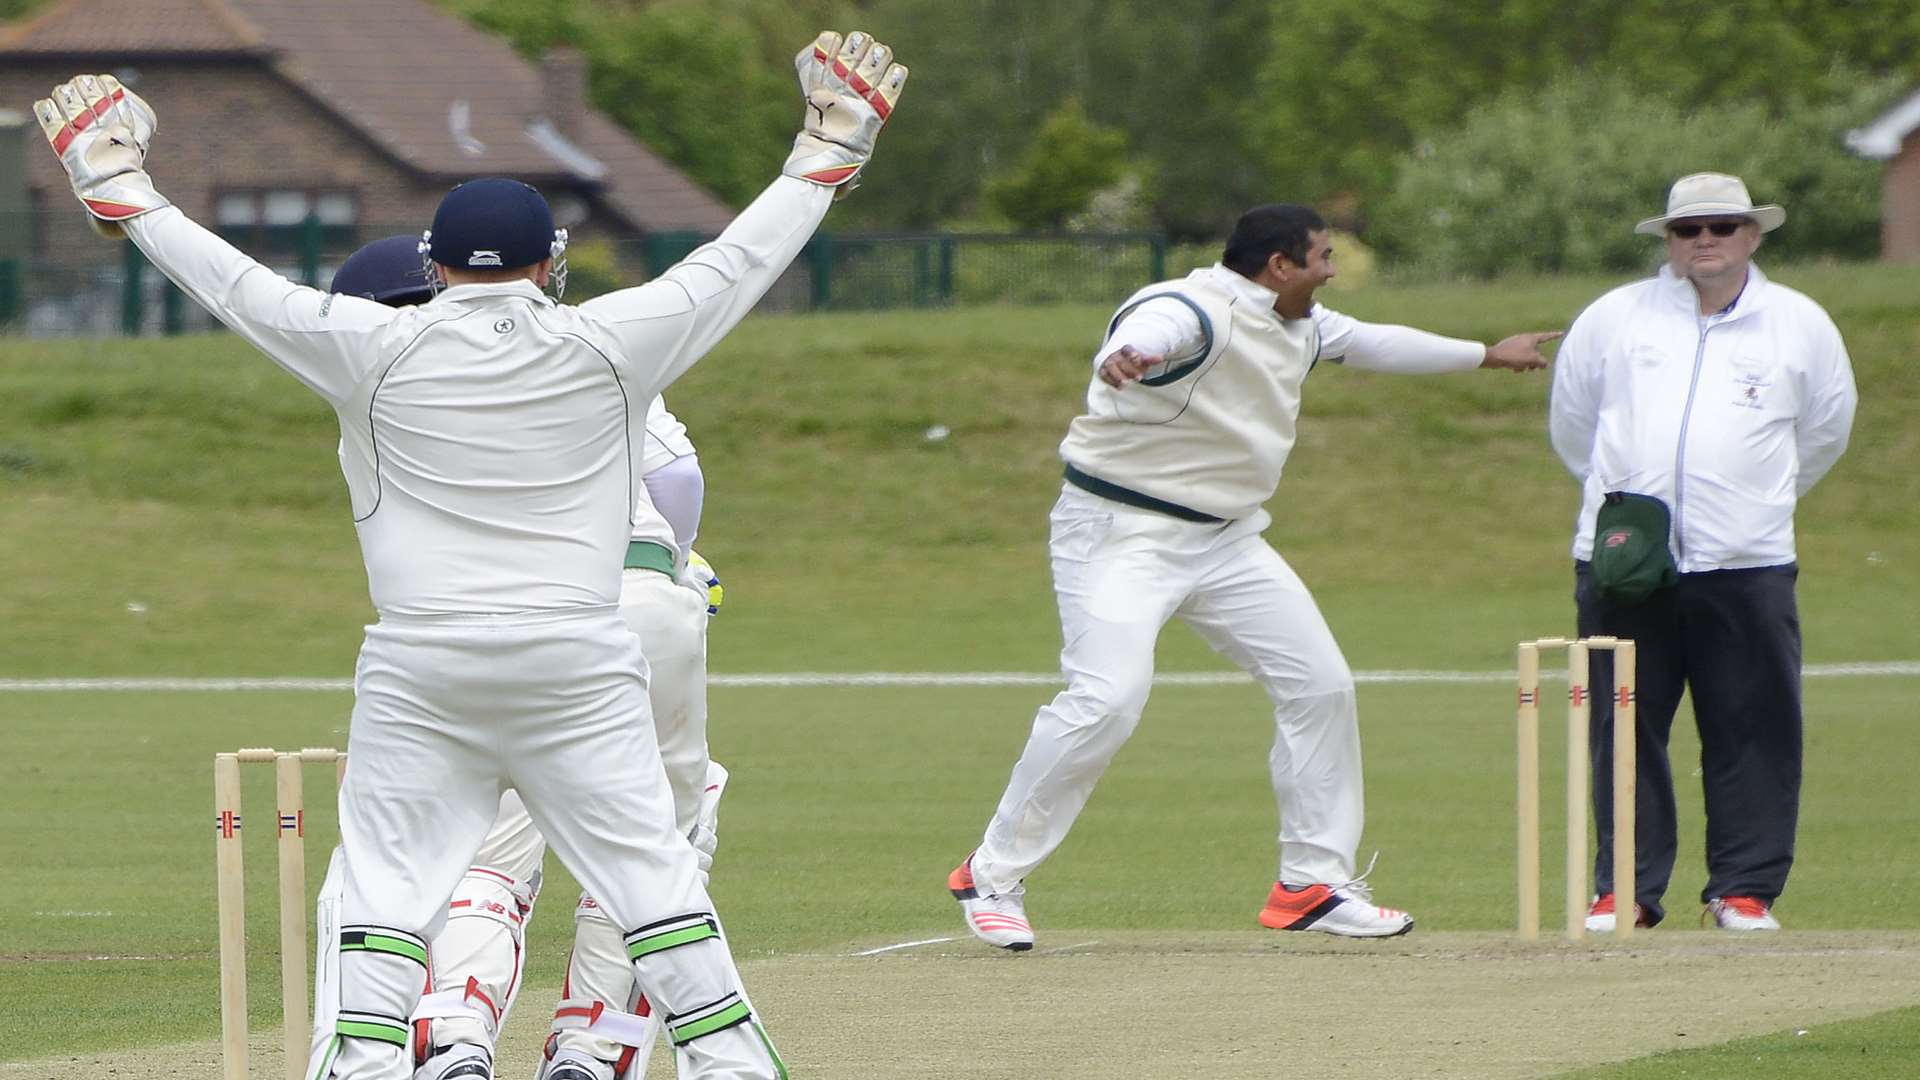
[1037,940,1101,955]
[2,662,1915,692]
[851,936,958,957]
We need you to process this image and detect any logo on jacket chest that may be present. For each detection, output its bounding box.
[1729,355,1772,410]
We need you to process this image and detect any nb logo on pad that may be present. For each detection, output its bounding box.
[468,250,503,267]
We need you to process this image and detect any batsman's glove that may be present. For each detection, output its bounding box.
[687,761,728,882]
[682,549,723,617]
[783,30,907,198]
[33,74,166,239]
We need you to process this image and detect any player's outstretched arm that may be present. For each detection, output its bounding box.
[33,74,395,403]
[1316,304,1560,375]
[1481,331,1563,372]
[582,30,908,396]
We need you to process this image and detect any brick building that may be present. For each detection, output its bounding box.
[1845,87,1920,262]
[0,0,733,294]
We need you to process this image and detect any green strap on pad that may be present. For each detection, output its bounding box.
[624,913,721,961]
[668,998,753,1045]
[339,926,428,967]
[336,1013,409,1047]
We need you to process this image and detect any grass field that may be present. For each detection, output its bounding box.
[3,262,1918,1076]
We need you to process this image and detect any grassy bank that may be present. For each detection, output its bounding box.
[2,261,1916,675]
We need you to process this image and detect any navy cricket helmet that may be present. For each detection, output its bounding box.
[331,235,436,307]
[426,178,560,271]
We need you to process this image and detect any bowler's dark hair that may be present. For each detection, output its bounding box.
[1222,204,1327,277]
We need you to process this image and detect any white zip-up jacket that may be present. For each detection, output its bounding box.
[1550,263,1856,573]
[125,177,830,616]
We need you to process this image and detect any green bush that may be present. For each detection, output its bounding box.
[984,99,1131,233]
[559,238,625,301]
[1371,71,1899,278]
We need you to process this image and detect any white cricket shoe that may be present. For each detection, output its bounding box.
[1705,895,1781,931]
[1584,892,1650,933]
[1259,879,1413,937]
[1259,857,1413,938]
[948,853,1034,951]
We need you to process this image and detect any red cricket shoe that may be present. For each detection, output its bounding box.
[1705,895,1780,931]
[948,853,1034,951]
[1584,892,1650,932]
[1258,881,1413,938]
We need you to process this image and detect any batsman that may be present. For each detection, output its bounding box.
[34,28,905,1080]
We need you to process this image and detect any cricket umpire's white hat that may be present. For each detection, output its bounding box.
[1635,172,1786,235]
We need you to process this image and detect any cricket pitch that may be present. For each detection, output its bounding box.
[8,930,1918,1078]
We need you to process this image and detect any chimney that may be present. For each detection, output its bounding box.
[540,48,589,142]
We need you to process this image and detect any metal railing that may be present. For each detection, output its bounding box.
[0,211,1173,336]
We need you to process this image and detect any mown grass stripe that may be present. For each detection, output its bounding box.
[1,662,1915,692]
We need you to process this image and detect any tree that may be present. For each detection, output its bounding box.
[446,0,797,207]
[583,4,795,207]
[824,0,1273,235]
[445,0,586,54]
[1370,71,1898,277]
[1250,0,1920,222]
[982,99,1129,231]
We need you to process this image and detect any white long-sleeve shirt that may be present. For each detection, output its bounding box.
[1102,266,1487,377]
[126,177,829,616]
[1059,263,1488,520]
[1549,263,1856,571]
[634,395,703,557]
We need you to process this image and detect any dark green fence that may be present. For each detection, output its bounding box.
[634,231,1167,310]
[0,258,18,326]
[4,211,1175,336]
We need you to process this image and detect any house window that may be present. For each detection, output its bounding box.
[215,190,359,262]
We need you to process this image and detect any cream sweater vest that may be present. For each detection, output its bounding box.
[1059,266,1316,521]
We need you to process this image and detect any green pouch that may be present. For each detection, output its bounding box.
[1591,491,1678,605]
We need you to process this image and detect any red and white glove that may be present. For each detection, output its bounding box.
[783,30,907,198]
[32,73,167,239]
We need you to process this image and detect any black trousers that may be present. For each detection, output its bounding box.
[1575,561,1802,926]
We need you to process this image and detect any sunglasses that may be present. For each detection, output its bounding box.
[1667,220,1747,239]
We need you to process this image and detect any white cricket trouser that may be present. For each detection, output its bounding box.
[317,605,773,1080]
[416,570,728,1077]
[971,485,1363,895]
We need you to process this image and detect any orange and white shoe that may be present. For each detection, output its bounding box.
[1258,880,1413,938]
[1585,892,1650,933]
[948,854,1034,951]
[1705,895,1780,931]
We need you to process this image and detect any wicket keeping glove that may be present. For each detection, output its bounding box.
[682,549,724,617]
[33,74,167,239]
[783,30,908,198]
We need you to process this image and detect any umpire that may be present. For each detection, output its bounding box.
[1550,173,1857,932]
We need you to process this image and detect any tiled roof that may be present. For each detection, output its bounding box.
[0,0,266,54]
[1,0,735,232]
